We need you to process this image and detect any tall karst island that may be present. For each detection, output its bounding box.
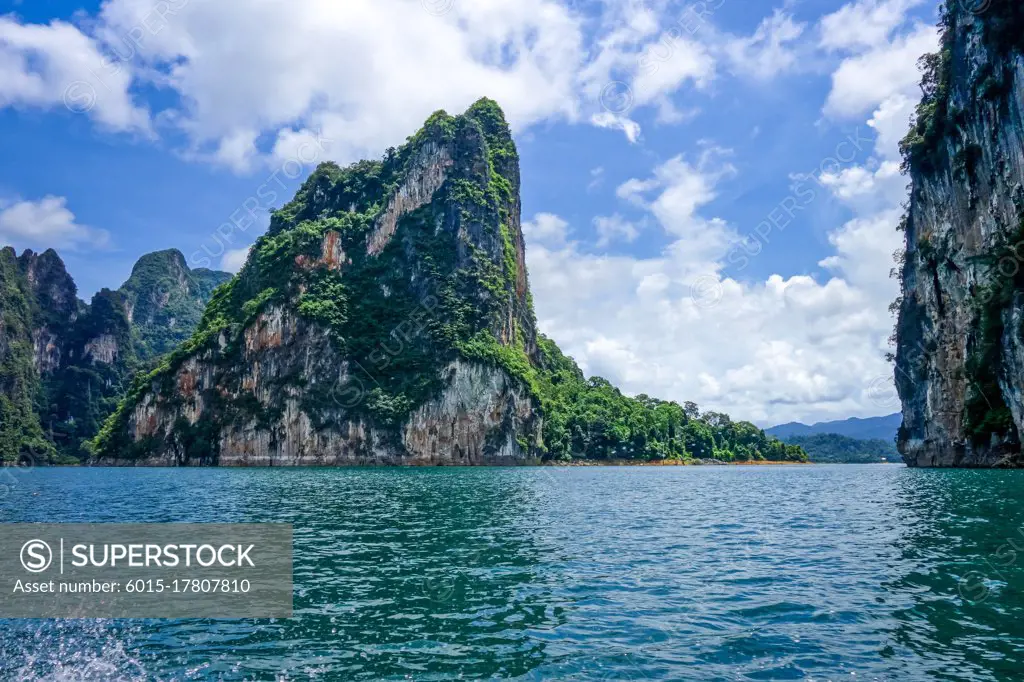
[895,4,1024,467]
[91,99,804,466]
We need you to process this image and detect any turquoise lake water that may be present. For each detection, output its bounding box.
[1,465,1022,680]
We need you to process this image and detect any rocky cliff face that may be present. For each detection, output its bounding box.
[93,99,545,466]
[18,249,82,375]
[44,250,229,459]
[895,4,1024,467]
[0,246,229,462]
[120,249,232,360]
[0,248,60,462]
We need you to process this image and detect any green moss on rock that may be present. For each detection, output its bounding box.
[0,248,55,463]
[91,99,807,465]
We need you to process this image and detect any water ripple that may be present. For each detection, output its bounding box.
[1,465,1023,680]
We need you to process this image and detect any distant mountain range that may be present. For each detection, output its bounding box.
[766,414,901,443]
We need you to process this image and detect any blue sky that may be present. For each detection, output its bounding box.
[0,0,941,425]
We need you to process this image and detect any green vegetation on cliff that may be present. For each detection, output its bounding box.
[95,99,539,455]
[0,245,228,462]
[45,250,229,461]
[91,100,805,464]
[120,249,232,360]
[41,288,136,458]
[899,2,1024,447]
[895,1,1024,463]
[0,248,54,462]
[534,337,805,462]
[963,221,1024,444]
[901,2,1024,174]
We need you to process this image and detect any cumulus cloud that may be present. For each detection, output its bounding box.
[0,0,599,164]
[519,0,936,425]
[0,196,109,250]
[0,0,929,163]
[617,151,736,263]
[523,213,570,248]
[92,0,608,166]
[594,214,641,247]
[576,0,716,142]
[219,246,250,273]
[0,16,149,131]
[211,129,259,174]
[824,23,938,118]
[0,0,734,162]
[724,10,807,80]
[590,112,642,144]
[819,161,906,215]
[526,158,901,424]
[819,0,924,52]
[632,37,715,105]
[527,245,899,426]
[5,0,834,158]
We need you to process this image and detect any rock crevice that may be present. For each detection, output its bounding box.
[896,6,1024,467]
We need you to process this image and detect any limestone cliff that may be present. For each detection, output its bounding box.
[93,100,545,465]
[119,249,232,360]
[43,250,230,459]
[0,246,228,461]
[89,100,810,467]
[895,3,1024,467]
[0,248,61,461]
[18,249,82,376]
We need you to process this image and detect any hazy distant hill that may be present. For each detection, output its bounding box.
[767,414,901,443]
[781,433,899,464]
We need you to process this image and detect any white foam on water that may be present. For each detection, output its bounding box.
[5,622,152,682]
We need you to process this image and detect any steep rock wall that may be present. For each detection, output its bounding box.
[896,5,1024,467]
[97,303,538,466]
[93,100,544,466]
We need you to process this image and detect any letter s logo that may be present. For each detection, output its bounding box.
[20,539,52,573]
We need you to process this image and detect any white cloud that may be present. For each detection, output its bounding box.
[524,92,911,425]
[594,214,641,247]
[576,1,661,104]
[819,0,924,52]
[0,0,730,159]
[632,37,715,105]
[820,209,904,297]
[0,17,149,132]
[866,93,917,160]
[824,23,937,118]
[590,112,642,143]
[820,160,906,215]
[725,10,806,80]
[617,151,736,263]
[212,129,259,174]
[219,246,250,273]
[522,213,569,248]
[526,199,900,425]
[94,0,587,167]
[0,196,109,250]
[576,1,715,142]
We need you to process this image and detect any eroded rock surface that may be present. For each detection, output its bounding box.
[94,99,544,466]
[896,6,1024,467]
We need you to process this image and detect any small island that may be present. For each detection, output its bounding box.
[1,102,806,467]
